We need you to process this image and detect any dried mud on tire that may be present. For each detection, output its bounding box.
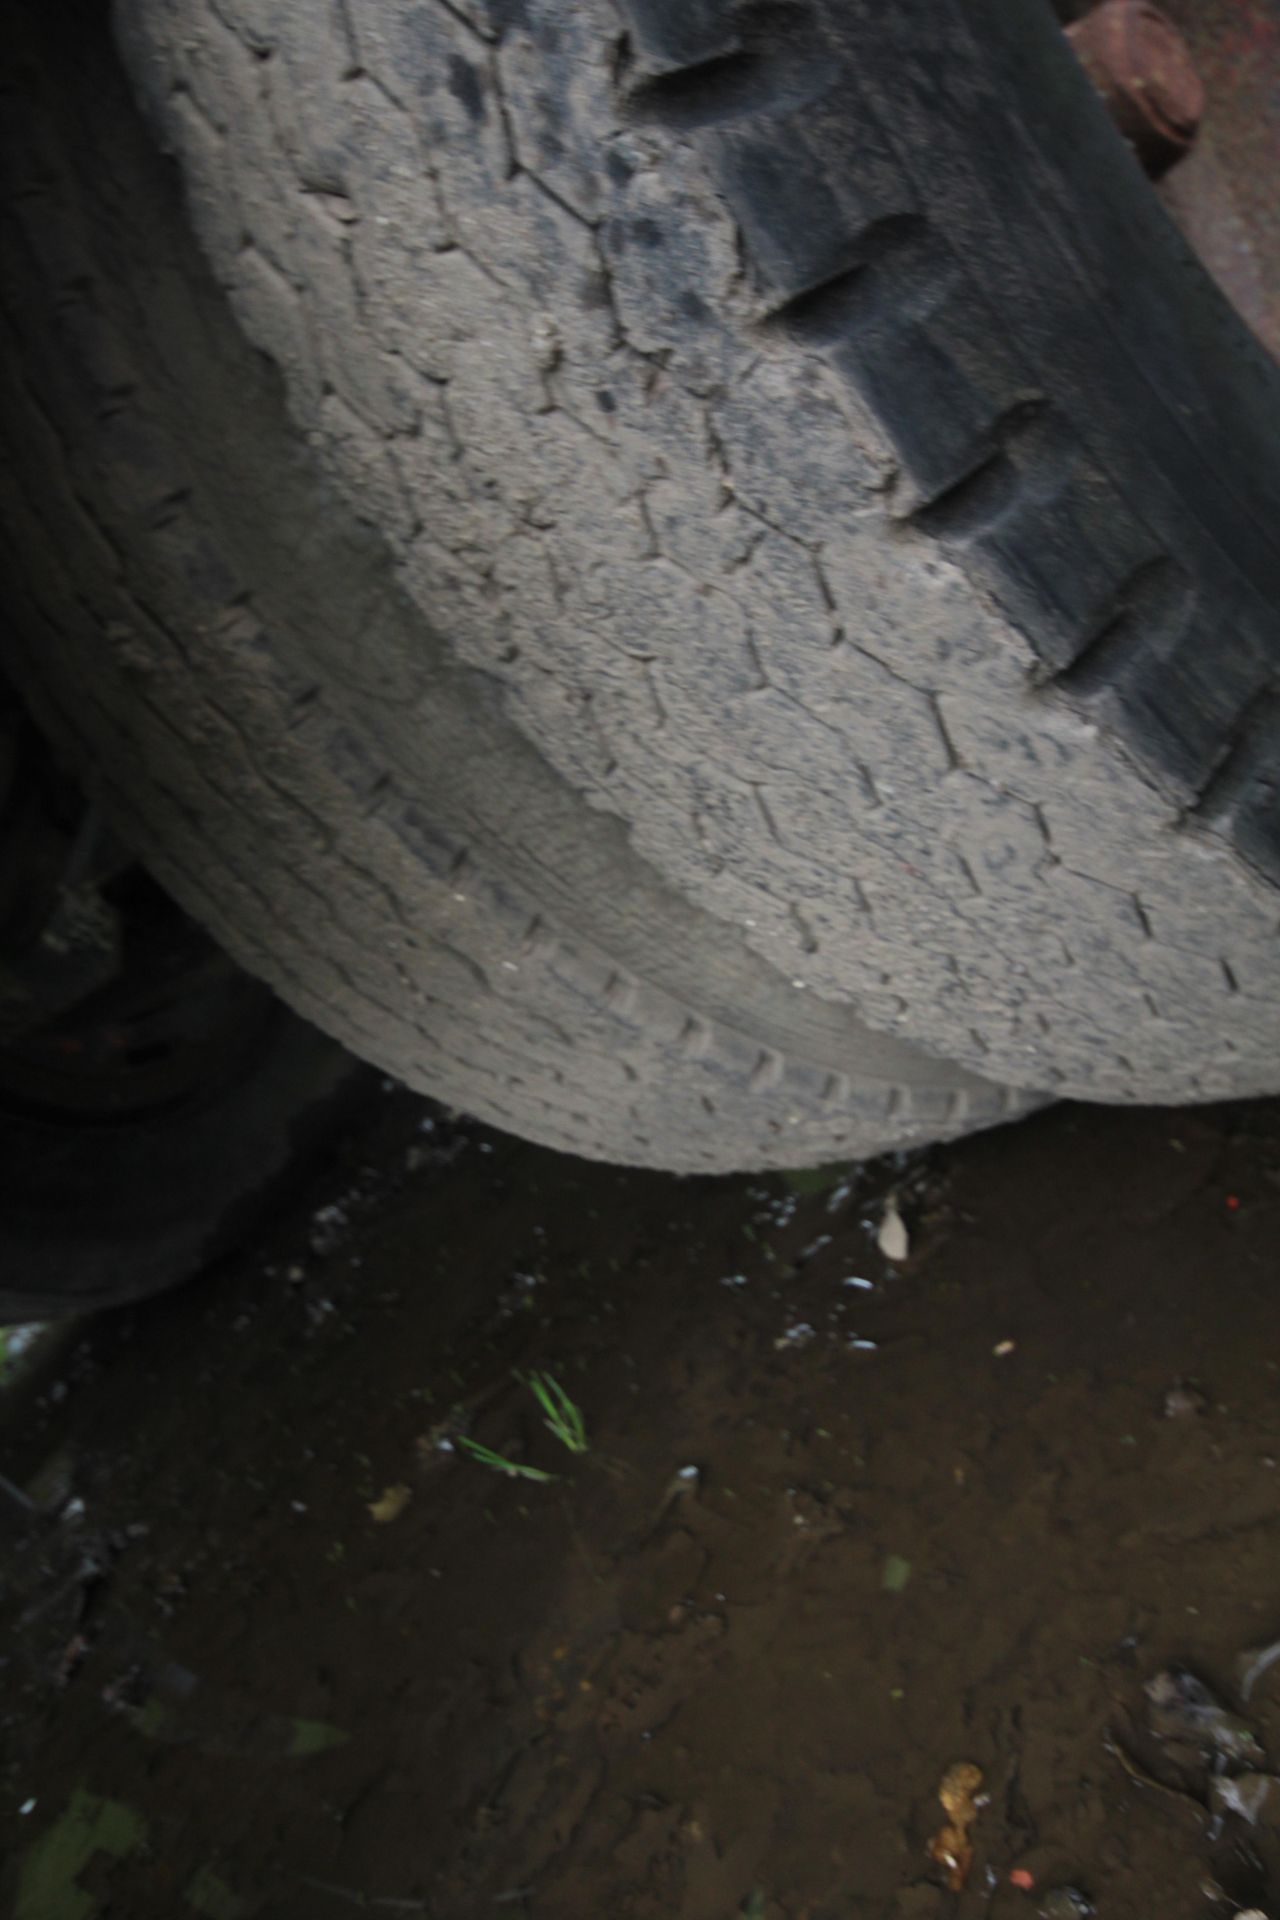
[109,0,1280,1106]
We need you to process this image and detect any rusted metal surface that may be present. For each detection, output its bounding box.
[1157,0,1280,363]
[1068,0,1280,363]
[1066,0,1205,176]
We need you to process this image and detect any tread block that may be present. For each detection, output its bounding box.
[711,107,924,305]
[614,0,743,74]
[1054,555,1195,693]
[975,480,1179,673]
[766,213,936,341]
[623,2,826,126]
[1115,638,1275,802]
[1192,690,1280,838]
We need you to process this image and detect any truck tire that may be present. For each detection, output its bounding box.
[114,0,1280,1102]
[9,0,1280,1161]
[0,0,1030,1175]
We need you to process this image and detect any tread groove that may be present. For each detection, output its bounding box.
[1188,689,1280,828]
[749,1046,783,1090]
[1054,556,1196,694]
[907,397,1056,541]
[767,215,931,344]
[623,2,826,128]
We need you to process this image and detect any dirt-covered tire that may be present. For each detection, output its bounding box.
[106,0,1280,1103]
[6,1,1280,1167]
[0,2,1027,1175]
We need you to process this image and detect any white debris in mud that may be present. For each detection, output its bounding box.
[774,1322,816,1351]
[877,1197,910,1262]
[309,1202,351,1256]
[1,1324,46,1369]
[752,1187,799,1231]
[842,1276,874,1291]
[493,1269,546,1322]
[719,1274,749,1289]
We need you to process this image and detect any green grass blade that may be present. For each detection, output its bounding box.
[456,1436,557,1483]
[523,1370,588,1453]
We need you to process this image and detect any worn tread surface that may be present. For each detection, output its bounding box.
[99,0,1280,1105]
[0,2,1023,1174]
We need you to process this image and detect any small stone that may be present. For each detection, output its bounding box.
[368,1484,412,1524]
[774,1321,815,1350]
[1164,1383,1208,1418]
[1146,1667,1265,1766]
[877,1196,910,1262]
[1038,1891,1093,1920]
[1210,1771,1280,1826]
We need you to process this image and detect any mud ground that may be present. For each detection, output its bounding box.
[4,1093,1280,1920]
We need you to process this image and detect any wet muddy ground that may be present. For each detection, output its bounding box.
[4,1094,1280,1920]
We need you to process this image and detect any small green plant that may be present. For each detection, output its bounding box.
[521,1370,588,1454]
[455,1372,587,1483]
[455,1436,558,1483]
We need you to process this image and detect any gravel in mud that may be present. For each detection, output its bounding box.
[4,1095,1280,1920]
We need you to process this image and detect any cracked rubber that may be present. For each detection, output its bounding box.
[105,0,1280,1104]
[6,0,1280,1160]
[0,1,1027,1174]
